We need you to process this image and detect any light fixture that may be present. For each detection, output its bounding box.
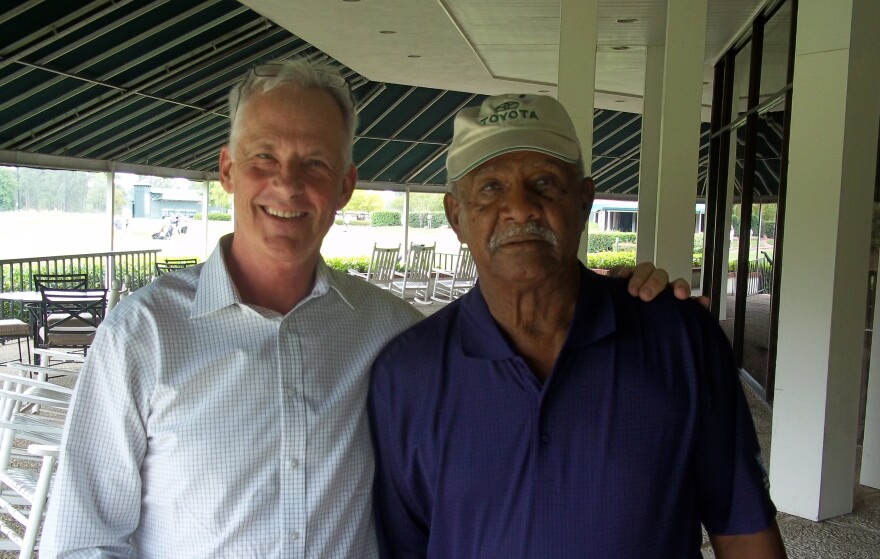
[343,0,361,3]
[612,46,630,51]
[408,55,421,58]
[616,18,637,24]
[380,30,396,34]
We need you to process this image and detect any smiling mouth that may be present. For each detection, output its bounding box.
[264,206,306,219]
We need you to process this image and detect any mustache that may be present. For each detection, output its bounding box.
[488,222,558,251]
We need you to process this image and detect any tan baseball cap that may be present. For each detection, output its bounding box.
[446,93,582,182]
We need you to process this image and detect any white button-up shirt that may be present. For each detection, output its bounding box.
[42,236,422,558]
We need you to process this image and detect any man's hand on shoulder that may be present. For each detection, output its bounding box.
[613,261,710,309]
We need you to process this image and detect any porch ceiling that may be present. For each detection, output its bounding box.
[0,0,780,198]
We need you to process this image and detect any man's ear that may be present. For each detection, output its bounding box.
[581,176,596,214]
[219,146,235,194]
[444,191,464,242]
[338,164,357,209]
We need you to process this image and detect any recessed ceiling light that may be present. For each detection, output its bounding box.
[612,46,630,51]
[616,18,638,24]
[380,30,396,34]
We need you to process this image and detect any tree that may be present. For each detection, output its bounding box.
[344,190,384,212]
[208,181,231,211]
[0,168,17,211]
[387,192,444,212]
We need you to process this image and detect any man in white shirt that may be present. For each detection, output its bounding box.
[42,59,685,558]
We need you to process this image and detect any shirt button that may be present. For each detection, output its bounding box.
[287,387,296,397]
[540,434,550,445]
[290,531,299,541]
[288,458,299,469]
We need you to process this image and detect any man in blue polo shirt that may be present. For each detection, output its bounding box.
[368,94,786,558]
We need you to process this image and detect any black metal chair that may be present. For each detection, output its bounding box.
[37,288,107,357]
[32,273,89,291]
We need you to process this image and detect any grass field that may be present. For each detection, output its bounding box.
[0,211,464,261]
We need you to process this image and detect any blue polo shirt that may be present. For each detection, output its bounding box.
[369,267,776,558]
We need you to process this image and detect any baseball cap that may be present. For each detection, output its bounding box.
[446,94,582,182]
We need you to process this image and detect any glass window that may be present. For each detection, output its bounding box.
[733,41,753,118]
[329,189,460,268]
[113,174,215,260]
[759,1,793,102]
[0,166,111,259]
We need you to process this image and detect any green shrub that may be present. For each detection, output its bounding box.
[193,212,231,221]
[324,256,371,273]
[586,251,636,269]
[588,232,637,252]
[333,218,370,226]
[371,211,401,227]
[408,211,448,228]
[693,233,704,254]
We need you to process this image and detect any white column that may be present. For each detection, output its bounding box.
[635,46,664,265]
[653,0,708,283]
[863,283,880,488]
[557,0,597,265]
[770,0,880,520]
[201,179,210,258]
[107,170,116,288]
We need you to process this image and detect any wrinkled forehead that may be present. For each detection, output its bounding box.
[472,150,576,175]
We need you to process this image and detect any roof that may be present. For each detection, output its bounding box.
[0,0,781,199]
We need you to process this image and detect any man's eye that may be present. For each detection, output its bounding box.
[478,181,501,193]
[533,175,563,194]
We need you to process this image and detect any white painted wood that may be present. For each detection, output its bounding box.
[653,0,708,283]
[770,0,880,521]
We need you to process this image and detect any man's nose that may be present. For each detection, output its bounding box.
[501,184,541,222]
[274,162,305,195]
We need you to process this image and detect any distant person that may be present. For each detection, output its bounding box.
[369,94,787,558]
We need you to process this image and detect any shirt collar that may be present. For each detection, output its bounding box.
[192,234,355,318]
[192,234,239,318]
[458,264,617,360]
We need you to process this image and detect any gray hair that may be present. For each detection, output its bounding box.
[227,58,357,166]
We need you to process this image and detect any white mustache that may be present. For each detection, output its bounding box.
[488,222,557,251]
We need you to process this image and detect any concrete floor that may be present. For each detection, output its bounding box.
[1,297,878,557]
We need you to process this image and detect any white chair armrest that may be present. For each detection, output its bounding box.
[27,444,60,458]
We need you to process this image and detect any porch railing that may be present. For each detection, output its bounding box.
[433,252,457,272]
[1,249,160,320]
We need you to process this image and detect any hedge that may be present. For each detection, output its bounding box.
[371,211,402,227]
[587,232,637,252]
[324,255,371,274]
[193,212,231,221]
[408,211,448,228]
[586,251,635,269]
[333,218,370,227]
[324,255,403,274]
